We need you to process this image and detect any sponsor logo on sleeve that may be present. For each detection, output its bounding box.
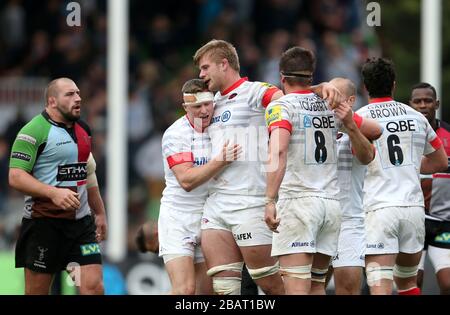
[265,105,282,126]
[11,152,31,162]
[261,82,274,88]
[17,134,37,145]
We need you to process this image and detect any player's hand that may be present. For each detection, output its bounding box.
[265,202,280,233]
[95,213,108,242]
[220,140,242,164]
[320,83,343,109]
[49,187,80,210]
[333,100,354,127]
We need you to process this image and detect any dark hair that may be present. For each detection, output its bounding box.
[279,47,315,86]
[411,82,437,100]
[135,226,147,253]
[181,78,208,94]
[361,58,396,98]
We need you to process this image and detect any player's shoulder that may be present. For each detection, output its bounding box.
[266,96,289,113]
[76,119,92,136]
[163,116,191,141]
[18,113,51,137]
[246,80,278,93]
[439,120,450,132]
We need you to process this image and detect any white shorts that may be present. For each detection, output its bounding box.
[271,197,341,257]
[332,217,365,268]
[201,193,273,247]
[158,204,204,264]
[418,246,450,273]
[365,206,424,255]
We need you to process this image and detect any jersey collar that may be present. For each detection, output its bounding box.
[41,110,73,129]
[185,114,207,133]
[369,97,394,104]
[221,77,248,95]
[292,89,313,94]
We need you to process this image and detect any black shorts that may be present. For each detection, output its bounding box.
[15,215,102,273]
[424,218,450,250]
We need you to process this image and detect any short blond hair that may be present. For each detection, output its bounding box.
[193,39,240,72]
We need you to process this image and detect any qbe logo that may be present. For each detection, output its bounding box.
[221,110,231,122]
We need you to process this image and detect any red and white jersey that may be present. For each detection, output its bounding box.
[207,77,280,196]
[161,115,211,212]
[265,90,341,200]
[337,133,367,220]
[420,119,450,221]
[357,98,442,212]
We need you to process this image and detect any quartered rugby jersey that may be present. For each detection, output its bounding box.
[421,119,450,221]
[357,98,442,212]
[9,111,92,220]
[207,77,279,196]
[161,115,211,212]
[265,90,341,200]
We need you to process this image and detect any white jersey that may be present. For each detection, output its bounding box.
[161,115,211,212]
[207,77,280,196]
[357,98,441,212]
[265,90,341,200]
[337,133,367,220]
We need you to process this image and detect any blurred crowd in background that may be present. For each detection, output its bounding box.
[0,0,380,253]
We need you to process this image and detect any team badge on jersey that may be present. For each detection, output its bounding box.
[266,105,282,126]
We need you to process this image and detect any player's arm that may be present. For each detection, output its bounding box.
[310,82,343,109]
[9,124,80,210]
[266,128,290,200]
[171,141,241,192]
[86,153,107,242]
[265,128,290,232]
[260,84,284,108]
[421,123,449,174]
[358,116,382,141]
[334,102,378,164]
[420,146,448,174]
[9,168,80,210]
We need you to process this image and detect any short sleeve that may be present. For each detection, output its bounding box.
[265,101,293,134]
[162,130,194,169]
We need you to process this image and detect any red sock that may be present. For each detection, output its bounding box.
[398,287,421,295]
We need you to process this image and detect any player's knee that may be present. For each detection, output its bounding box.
[212,276,242,295]
[393,264,419,279]
[172,282,196,295]
[311,267,329,284]
[247,261,279,280]
[207,261,244,278]
[81,280,104,295]
[437,271,450,294]
[80,275,104,295]
[365,265,393,287]
[279,264,312,280]
[207,262,244,295]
